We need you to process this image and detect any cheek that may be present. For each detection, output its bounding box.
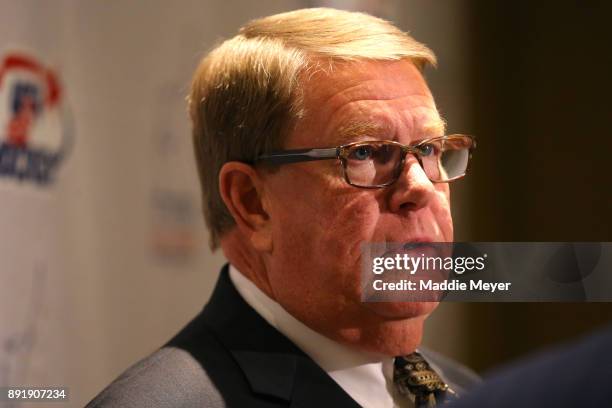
[269,190,382,303]
[267,164,381,255]
[273,192,381,265]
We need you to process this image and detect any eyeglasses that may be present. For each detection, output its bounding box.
[255,134,476,188]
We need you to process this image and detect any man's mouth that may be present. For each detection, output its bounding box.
[379,240,439,258]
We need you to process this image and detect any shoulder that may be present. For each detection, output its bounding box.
[86,345,226,408]
[448,326,612,408]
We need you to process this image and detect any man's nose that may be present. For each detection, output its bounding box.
[387,155,436,213]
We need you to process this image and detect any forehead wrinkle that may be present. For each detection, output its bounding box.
[306,78,431,139]
[400,105,446,141]
[328,94,445,141]
[324,93,433,126]
[329,104,442,146]
[300,69,439,146]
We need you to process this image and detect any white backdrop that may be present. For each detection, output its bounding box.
[0,1,471,406]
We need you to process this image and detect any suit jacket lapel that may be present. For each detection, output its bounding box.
[230,350,297,401]
[290,356,362,408]
[201,265,360,407]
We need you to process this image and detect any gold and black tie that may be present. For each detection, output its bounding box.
[393,352,455,407]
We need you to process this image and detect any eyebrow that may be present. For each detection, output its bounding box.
[332,120,391,145]
[422,117,447,137]
[331,116,448,146]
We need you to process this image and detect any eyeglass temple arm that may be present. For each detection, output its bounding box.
[256,147,338,165]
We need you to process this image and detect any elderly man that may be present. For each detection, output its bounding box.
[88,8,478,408]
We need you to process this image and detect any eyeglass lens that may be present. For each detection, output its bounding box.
[344,136,472,187]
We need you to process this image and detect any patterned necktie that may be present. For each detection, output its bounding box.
[393,352,456,407]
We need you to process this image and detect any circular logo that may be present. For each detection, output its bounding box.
[0,52,73,185]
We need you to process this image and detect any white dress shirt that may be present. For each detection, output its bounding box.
[229,265,413,408]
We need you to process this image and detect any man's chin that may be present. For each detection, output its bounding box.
[363,301,439,320]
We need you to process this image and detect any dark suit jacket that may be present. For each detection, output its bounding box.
[87,265,479,407]
[448,325,612,408]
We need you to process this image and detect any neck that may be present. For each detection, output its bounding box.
[220,229,275,300]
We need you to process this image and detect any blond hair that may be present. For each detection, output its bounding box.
[189,8,436,249]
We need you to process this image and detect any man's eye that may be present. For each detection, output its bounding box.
[417,143,435,157]
[351,146,373,161]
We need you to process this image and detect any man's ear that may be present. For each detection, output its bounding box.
[218,162,272,252]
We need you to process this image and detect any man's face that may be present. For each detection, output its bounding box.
[260,60,453,355]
